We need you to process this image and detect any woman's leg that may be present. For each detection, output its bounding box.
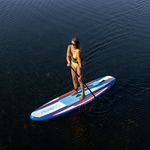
[71,64,78,96]
[77,64,85,100]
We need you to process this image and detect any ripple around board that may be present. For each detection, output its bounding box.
[85,96,112,115]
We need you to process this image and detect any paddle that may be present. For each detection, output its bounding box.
[70,65,97,100]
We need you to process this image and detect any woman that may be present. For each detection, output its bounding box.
[66,38,85,100]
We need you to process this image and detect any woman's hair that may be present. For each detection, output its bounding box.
[71,37,81,50]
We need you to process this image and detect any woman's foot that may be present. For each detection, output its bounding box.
[71,91,78,96]
[79,94,85,100]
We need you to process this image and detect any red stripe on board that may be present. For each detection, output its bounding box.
[86,78,99,85]
[45,80,100,116]
[47,88,105,117]
[107,82,113,87]
[59,90,75,99]
[73,88,105,106]
[38,89,75,109]
[47,106,71,117]
[73,82,113,106]
[38,98,59,109]
[47,82,113,117]
[45,78,100,103]
[59,78,99,99]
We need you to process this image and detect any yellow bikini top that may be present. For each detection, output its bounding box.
[70,47,81,62]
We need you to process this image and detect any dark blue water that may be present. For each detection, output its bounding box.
[1,0,150,149]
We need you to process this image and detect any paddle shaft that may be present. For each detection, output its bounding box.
[70,65,97,99]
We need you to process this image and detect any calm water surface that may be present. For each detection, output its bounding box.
[0,0,150,149]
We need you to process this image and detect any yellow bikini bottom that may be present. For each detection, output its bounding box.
[71,59,84,69]
[71,60,79,68]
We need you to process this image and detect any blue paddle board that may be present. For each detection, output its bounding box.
[30,76,116,121]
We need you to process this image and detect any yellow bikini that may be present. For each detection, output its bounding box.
[70,50,81,68]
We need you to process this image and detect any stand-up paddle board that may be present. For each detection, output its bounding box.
[30,76,116,121]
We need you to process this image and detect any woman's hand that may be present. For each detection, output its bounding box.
[67,62,71,67]
[79,63,82,69]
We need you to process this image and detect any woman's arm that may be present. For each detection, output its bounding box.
[66,45,71,66]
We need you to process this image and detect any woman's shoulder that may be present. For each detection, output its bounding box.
[76,49,81,57]
[76,49,81,52]
[68,44,72,48]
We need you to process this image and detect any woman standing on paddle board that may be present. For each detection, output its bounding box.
[66,38,85,100]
